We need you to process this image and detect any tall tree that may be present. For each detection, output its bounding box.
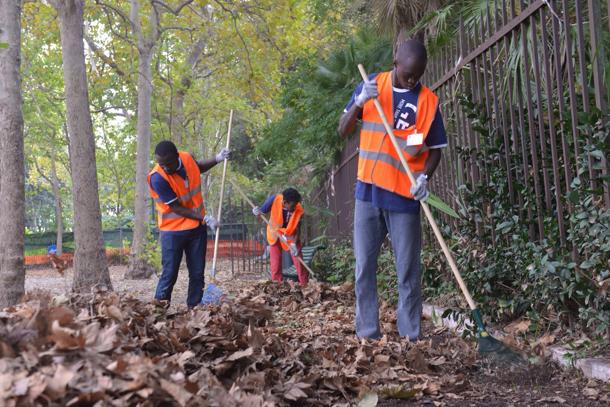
[0,0,25,308]
[51,0,112,292]
[121,0,193,279]
[127,0,160,279]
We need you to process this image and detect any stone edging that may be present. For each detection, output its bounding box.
[422,303,610,382]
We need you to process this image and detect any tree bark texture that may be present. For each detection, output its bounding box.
[55,0,112,292]
[127,0,158,279]
[0,0,25,308]
[128,48,156,279]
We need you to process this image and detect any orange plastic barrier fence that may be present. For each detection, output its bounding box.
[25,241,263,266]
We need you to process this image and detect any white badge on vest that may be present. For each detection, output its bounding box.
[407,133,423,146]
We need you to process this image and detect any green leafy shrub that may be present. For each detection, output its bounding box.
[423,99,610,337]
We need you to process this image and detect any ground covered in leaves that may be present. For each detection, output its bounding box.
[1,276,608,406]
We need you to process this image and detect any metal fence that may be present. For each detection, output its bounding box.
[313,0,609,251]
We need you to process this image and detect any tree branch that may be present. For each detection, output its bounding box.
[212,0,254,81]
[84,34,126,77]
[151,0,195,15]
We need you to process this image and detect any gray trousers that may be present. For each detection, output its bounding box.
[354,199,422,340]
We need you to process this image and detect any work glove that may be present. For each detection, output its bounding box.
[204,214,220,230]
[354,80,379,107]
[215,148,232,163]
[289,243,299,257]
[252,206,262,216]
[410,174,429,201]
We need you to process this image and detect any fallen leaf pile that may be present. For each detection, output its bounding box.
[0,282,480,406]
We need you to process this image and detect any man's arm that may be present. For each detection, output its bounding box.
[338,77,379,138]
[196,148,231,172]
[196,158,219,173]
[168,201,204,222]
[424,149,442,179]
[338,104,363,139]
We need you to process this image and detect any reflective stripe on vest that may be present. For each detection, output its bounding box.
[148,151,206,231]
[159,203,205,219]
[152,184,202,204]
[357,71,438,198]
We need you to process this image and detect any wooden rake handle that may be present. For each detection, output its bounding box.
[211,109,233,279]
[228,178,317,280]
[357,64,476,310]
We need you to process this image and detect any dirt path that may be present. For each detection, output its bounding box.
[25,259,250,307]
[18,265,608,406]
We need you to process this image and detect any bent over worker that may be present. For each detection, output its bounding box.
[252,188,308,285]
[148,140,231,308]
[337,40,448,340]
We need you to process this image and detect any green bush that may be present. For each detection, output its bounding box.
[422,99,610,337]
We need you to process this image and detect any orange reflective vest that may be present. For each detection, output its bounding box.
[357,71,438,198]
[148,151,206,232]
[266,194,304,250]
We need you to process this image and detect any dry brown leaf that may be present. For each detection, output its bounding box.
[537,333,556,346]
[247,322,265,349]
[284,385,308,401]
[357,392,378,407]
[537,396,567,403]
[227,347,254,362]
[45,364,75,400]
[105,305,124,322]
[504,319,531,335]
[46,307,76,329]
[583,387,599,398]
[49,320,85,350]
[429,356,446,366]
[26,372,47,403]
[160,378,192,406]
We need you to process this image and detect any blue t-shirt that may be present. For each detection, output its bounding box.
[260,194,293,228]
[345,73,448,213]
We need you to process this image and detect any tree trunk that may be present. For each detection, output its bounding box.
[0,0,25,308]
[126,0,158,279]
[55,0,112,292]
[127,47,156,279]
[50,149,64,256]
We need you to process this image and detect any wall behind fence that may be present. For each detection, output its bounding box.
[313,0,609,253]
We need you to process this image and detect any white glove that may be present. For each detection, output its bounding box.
[289,243,299,257]
[410,174,429,201]
[355,80,379,107]
[252,206,262,216]
[215,148,231,163]
[204,214,220,230]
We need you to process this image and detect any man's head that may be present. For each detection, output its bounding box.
[155,140,180,174]
[281,187,302,212]
[393,39,427,90]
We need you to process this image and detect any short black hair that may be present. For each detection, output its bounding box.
[155,140,178,157]
[282,187,302,204]
[395,39,428,65]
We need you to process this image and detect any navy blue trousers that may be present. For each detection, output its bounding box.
[154,225,207,308]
